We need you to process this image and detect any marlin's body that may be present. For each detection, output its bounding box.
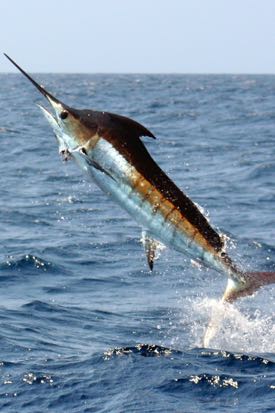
[45,108,232,277]
[39,99,230,273]
[5,54,275,347]
[74,136,227,273]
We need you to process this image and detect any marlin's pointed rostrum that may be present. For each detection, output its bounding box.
[5,54,275,346]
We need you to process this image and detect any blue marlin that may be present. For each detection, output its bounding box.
[5,54,275,345]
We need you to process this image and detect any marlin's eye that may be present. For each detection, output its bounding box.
[60,110,68,120]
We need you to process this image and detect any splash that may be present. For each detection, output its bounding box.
[191,297,275,353]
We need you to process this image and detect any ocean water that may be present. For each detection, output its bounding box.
[0,73,274,412]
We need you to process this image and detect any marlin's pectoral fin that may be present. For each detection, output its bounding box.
[86,157,113,178]
[76,147,115,181]
[141,231,165,271]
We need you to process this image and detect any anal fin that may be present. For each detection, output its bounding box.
[141,231,165,271]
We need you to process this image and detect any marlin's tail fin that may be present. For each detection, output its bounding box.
[222,271,275,303]
[203,271,275,347]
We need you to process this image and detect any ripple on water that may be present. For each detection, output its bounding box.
[0,254,68,277]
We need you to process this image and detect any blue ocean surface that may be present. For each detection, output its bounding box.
[0,73,274,412]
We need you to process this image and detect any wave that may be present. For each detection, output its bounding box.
[103,342,274,363]
[0,254,67,280]
[104,344,178,359]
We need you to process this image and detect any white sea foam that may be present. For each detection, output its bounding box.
[190,297,275,353]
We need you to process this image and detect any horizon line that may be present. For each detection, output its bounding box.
[1,71,275,76]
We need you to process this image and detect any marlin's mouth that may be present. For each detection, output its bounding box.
[38,104,71,158]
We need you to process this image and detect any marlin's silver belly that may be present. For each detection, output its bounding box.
[71,138,225,273]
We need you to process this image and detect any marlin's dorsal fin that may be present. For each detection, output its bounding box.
[69,109,156,142]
